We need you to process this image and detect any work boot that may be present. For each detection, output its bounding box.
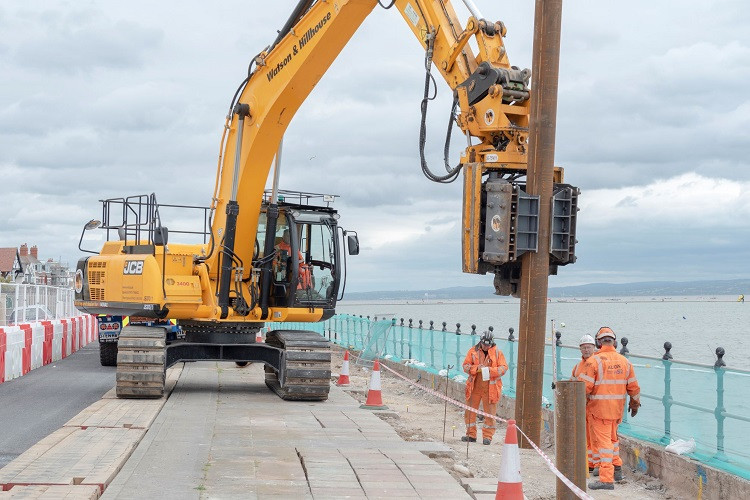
[592,467,599,477]
[614,466,623,481]
[460,436,477,442]
[588,480,614,491]
[482,438,491,445]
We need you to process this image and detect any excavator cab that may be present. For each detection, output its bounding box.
[256,194,348,311]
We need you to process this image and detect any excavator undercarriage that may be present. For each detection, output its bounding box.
[116,324,331,401]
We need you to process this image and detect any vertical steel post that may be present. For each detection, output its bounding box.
[555,380,587,499]
[508,328,517,395]
[661,358,672,445]
[456,332,462,377]
[714,347,727,461]
[515,0,564,448]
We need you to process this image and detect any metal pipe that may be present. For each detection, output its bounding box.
[460,0,483,20]
[515,0,564,448]
[271,137,283,202]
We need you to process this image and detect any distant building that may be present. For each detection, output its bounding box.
[0,247,23,281]
[0,244,72,286]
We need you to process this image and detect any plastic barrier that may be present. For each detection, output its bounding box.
[20,324,32,375]
[41,321,53,365]
[52,320,63,362]
[5,326,23,380]
[70,318,78,353]
[61,319,69,358]
[30,323,44,370]
[0,327,5,384]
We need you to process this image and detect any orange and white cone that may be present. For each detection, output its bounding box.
[337,351,351,386]
[255,328,263,343]
[360,359,388,410]
[495,419,524,499]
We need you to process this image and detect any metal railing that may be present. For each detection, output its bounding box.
[0,283,77,326]
[274,313,750,480]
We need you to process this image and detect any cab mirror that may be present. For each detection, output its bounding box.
[347,234,359,256]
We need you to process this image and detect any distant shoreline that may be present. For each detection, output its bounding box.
[340,296,744,306]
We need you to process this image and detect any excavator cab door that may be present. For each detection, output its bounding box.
[255,207,341,310]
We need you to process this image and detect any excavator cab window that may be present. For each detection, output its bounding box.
[294,220,338,307]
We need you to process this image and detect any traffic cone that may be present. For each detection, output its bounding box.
[495,419,524,499]
[360,359,388,410]
[256,328,263,343]
[337,350,351,386]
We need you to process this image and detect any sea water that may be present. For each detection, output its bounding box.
[337,296,750,370]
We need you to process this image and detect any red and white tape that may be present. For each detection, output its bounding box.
[354,355,593,500]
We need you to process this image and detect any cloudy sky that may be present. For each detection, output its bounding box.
[1,0,749,293]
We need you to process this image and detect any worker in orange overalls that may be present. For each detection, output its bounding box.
[579,327,641,491]
[571,334,597,474]
[276,229,312,289]
[461,331,508,445]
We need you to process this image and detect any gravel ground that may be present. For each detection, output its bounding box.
[331,348,678,499]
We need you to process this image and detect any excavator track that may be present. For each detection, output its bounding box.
[116,326,167,399]
[263,330,331,401]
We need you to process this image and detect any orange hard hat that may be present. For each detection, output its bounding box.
[595,326,616,341]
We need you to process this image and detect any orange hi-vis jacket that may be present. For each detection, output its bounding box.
[462,345,508,404]
[571,357,588,379]
[578,345,640,420]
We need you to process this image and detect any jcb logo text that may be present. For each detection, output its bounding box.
[123,260,144,275]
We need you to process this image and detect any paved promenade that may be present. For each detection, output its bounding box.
[103,362,468,499]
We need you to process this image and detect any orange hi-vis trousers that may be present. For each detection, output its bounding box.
[589,415,623,483]
[464,377,498,441]
[586,413,598,470]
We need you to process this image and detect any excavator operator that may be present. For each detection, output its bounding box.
[276,229,312,290]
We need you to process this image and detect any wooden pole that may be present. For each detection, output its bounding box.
[555,380,587,498]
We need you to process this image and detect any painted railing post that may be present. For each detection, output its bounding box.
[507,327,516,394]
[430,323,437,370]
[441,322,448,371]
[714,347,728,462]
[661,342,673,445]
[455,326,463,378]
[401,319,407,359]
[620,337,630,425]
[424,321,431,366]
[555,330,562,382]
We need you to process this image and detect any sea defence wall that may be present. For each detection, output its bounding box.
[0,315,97,384]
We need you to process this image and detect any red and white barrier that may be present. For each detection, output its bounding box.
[1,315,97,385]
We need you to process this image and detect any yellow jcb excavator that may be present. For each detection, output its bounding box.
[74,0,577,401]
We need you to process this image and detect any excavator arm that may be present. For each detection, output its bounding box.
[75,0,575,325]
[208,0,537,317]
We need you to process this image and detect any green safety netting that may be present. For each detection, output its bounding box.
[272,315,750,480]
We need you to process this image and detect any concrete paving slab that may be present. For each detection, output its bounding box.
[0,484,100,499]
[103,362,472,498]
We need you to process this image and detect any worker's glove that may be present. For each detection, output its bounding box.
[629,397,641,417]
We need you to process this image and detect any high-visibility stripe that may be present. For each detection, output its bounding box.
[613,450,620,456]
[489,380,497,385]
[599,448,613,454]
[590,394,626,400]
[577,374,595,383]
[466,423,476,428]
[483,424,495,429]
[595,357,604,379]
[627,377,637,384]
[600,457,613,463]
[595,379,627,385]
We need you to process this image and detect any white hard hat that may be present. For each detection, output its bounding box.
[579,334,595,346]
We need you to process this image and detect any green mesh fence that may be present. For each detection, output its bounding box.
[272,315,750,480]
